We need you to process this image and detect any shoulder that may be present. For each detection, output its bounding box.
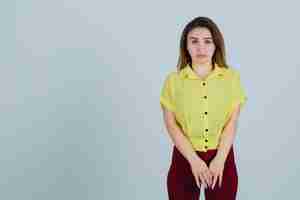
[164,70,180,82]
[223,66,241,79]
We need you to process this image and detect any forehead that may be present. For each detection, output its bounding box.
[187,27,212,39]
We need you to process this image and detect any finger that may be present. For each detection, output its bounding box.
[199,174,206,188]
[208,170,213,186]
[204,170,211,187]
[193,173,200,188]
[202,172,210,188]
[204,170,213,187]
[218,172,223,188]
[212,174,218,189]
[199,174,207,188]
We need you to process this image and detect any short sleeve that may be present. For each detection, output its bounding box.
[231,70,247,111]
[160,72,176,112]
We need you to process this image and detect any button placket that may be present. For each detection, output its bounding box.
[201,80,209,151]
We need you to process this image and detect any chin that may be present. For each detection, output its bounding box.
[194,59,209,64]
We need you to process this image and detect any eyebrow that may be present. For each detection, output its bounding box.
[188,36,213,40]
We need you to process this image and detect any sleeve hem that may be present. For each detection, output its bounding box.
[225,97,247,122]
[233,96,247,110]
[160,97,176,112]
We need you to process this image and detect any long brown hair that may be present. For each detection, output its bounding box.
[176,16,229,72]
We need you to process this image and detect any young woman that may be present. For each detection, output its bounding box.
[160,16,247,200]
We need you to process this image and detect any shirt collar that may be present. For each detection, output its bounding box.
[179,63,226,80]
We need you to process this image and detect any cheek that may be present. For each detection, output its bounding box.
[187,46,197,55]
[207,46,216,55]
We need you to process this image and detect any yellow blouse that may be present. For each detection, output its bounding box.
[160,63,247,152]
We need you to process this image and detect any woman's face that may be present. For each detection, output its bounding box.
[186,27,216,65]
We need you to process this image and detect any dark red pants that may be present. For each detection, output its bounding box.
[167,146,238,200]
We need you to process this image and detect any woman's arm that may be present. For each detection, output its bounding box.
[161,107,199,164]
[161,106,213,188]
[214,103,241,163]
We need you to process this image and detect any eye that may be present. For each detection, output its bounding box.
[205,40,213,44]
[191,40,198,44]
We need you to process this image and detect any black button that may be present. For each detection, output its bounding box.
[203,96,207,99]
[205,139,208,142]
[205,129,208,132]
[202,82,206,86]
[204,112,208,115]
[204,146,208,149]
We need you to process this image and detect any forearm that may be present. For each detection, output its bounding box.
[166,123,199,164]
[215,104,241,163]
[215,123,237,163]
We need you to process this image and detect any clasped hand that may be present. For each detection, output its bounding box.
[190,156,225,190]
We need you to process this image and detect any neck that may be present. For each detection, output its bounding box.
[191,62,213,71]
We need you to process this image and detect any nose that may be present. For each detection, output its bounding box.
[196,43,206,51]
[197,46,206,54]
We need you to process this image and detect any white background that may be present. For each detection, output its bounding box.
[10,0,300,199]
